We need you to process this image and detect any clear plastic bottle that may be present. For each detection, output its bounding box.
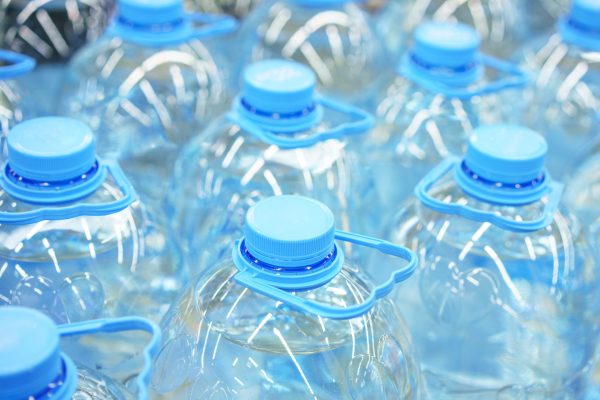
[0,49,35,160]
[514,0,600,179]
[0,117,181,325]
[0,306,160,400]
[0,0,114,117]
[168,59,375,270]
[524,0,570,37]
[375,0,527,60]
[60,0,237,204]
[387,125,599,398]
[151,195,422,399]
[186,0,261,19]
[365,22,527,223]
[238,0,386,104]
[564,152,600,223]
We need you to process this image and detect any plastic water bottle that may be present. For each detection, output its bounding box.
[60,0,238,204]
[525,0,570,36]
[168,59,375,269]
[365,22,527,221]
[186,0,261,19]
[375,0,527,60]
[238,0,386,104]
[565,152,600,226]
[151,195,422,399]
[0,0,114,117]
[387,125,598,397]
[0,49,35,159]
[515,0,600,180]
[0,306,160,400]
[0,117,181,324]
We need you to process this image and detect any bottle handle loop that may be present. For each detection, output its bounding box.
[227,95,373,149]
[0,160,136,224]
[415,157,563,233]
[234,231,417,320]
[58,317,161,400]
[399,53,529,99]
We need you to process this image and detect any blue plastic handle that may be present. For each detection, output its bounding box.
[189,13,238,38]
[0,49,36,79]
[415,157,564,233]
[227,95,374,149]
[109,12,237,46]
[58,317,161,400]
[0,160,136,225]
[235,231,417,320]
[400,54,529,99]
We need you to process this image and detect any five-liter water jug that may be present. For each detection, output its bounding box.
[0,117,181,324]
[237,0,386,104]
[151,195,422,399]
[525,0,570,37]
[565,152,600,223]
[0,306,160,400]
[386,125,599,398]
[186,0,261,19]
[364,22,527,223]
[168,59,376,268]
[514,0,600,180]
[374,0,527,60]
[0,49,35,158]
[0,0,114,117]
[60,0,238,204]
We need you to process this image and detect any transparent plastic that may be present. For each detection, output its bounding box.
[516,32,600,179]
[239,0,386,104]
[565,153,600,222]
[79,364,136,400]
[375,0,526,59]
[0,0,112,62]
[524,0,570,36]
[168,110,375,268]
[0,174,181,324]
[0,79,24,159]
[364,72,522,225]
[60,34,233,203]
[387,171,599,398]
[20,362,133,400]
[186,0,261,19]
[0,0,114,117]
[150,259,421,399]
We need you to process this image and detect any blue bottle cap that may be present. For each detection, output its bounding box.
[244,195,336,267]
[465,125,547,185]
[0,307,62,399]
[570,0,600,30]
[7,117,96,182]
[117,0,184,26]
[412,22,481,69]
[242,60,317,114]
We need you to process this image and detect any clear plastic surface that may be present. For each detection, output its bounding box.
[1,0,114,117]
[0,174,182,325]
[387,172,599,398]
[375,0,527,59]
[186,0,261,19]
[239,0,386,104]
[60,34,233,203]
[565,153,600,222]
[0,79,24,160]
[150,259,422,399]
[516,32,600,179]
[168,111,376,269]
[363,73,522,225]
